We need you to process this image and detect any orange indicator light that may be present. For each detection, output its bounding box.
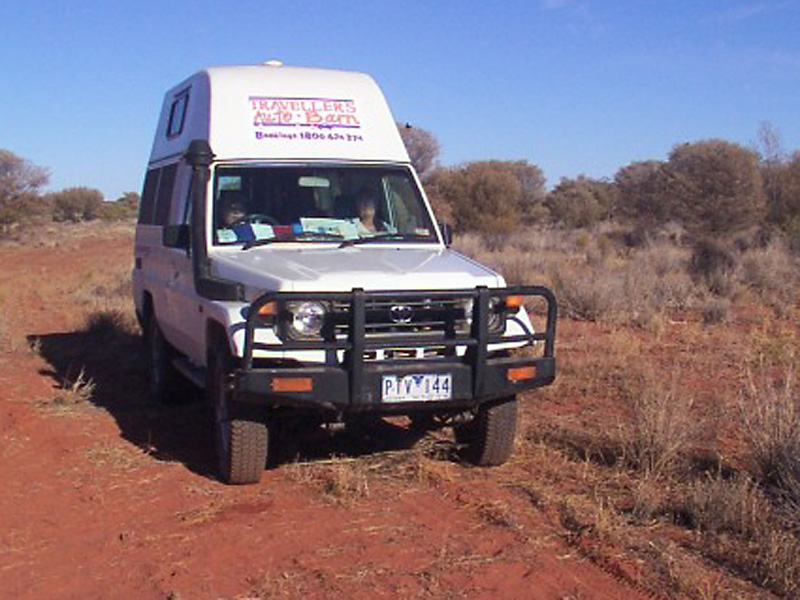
[257,301,278,317]
[505,295,524,310]
[507,366,537,382]
[272,377,313,393]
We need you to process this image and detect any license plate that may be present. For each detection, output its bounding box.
[382,373,452,403]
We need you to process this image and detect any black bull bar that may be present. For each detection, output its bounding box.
[234,286,557,412]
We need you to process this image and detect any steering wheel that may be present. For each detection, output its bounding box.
[233,214,279,226]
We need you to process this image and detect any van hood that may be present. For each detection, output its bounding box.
[210,245,504,296]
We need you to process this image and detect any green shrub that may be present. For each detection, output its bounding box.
[49,187,104,222]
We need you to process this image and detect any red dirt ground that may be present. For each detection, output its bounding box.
[0,229,673,599]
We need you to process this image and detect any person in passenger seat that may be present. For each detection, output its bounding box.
[355,192,378,233]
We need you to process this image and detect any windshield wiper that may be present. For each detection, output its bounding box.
[339,233,434,248]
[241,238,280,250]
[293,231,345,241]
[242,231,344,250]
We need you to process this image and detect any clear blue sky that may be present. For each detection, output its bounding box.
[1,0,798,199]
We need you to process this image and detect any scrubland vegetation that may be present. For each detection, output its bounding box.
[2,122,800,597]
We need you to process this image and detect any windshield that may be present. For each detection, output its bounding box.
[212,165,437,246]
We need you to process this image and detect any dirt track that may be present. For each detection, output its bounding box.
[0,228,668,599]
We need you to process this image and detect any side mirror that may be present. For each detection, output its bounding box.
[163,224,191,249]
[439,222,453,247]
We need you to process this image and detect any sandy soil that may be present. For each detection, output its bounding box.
[0,226,727,599]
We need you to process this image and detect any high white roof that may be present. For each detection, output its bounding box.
[149,64,410,166]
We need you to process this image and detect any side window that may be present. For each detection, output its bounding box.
[166,91,189,139]
[182,175,193,225]
[384,175,427,233]
[154,163,178,226]
[138,168,161,225]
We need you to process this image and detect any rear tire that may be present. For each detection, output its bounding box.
[208,343,268,484]
[456,396,518,466]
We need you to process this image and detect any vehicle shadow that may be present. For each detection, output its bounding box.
[31,313,217,479]
[31,313,450,481]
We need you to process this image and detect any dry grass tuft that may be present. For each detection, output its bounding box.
[681,474,769,537]
[740,239,800,303]
[43,367,96,410]
[622,370,698,479]
[758,530,800,597]
[739,368,800,508]
[284,457,370,505]
[83,441,148,473]
[701,297,732,325]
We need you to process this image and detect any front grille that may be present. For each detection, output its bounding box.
[331,297,470,340]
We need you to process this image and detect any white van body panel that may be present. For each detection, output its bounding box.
[211,246,503,295]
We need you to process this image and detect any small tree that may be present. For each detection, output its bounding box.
[614,160,673,228]
[428,160,546,236]
[397,123,440,181]
[666,140,765,238]
[50,187,105,222]
[546,175,614,228]
[0,149,50,233]
[764,152,800,232]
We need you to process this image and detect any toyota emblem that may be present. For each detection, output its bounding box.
[389,304,413,324]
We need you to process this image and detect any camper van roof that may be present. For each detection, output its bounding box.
[148,64,411,166]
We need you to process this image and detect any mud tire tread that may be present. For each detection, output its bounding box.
[459,396,518,466]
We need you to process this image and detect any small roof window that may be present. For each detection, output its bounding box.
[166,90,190,138]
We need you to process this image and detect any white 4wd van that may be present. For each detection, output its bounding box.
[133,63,556,484]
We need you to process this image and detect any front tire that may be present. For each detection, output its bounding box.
[208,343,268,484]
[456,396,518,466]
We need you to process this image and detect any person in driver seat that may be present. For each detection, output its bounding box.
[217,192,256,242]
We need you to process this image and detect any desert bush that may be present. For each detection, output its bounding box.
[677,473,800,596]
[545,175,615,228]
[682,474,769,538]
[759,530,800,596]
[614,160,671,230]
[701,297,732,325]
[452,230,555,287]
[552,248,697,325]
[49,187,104,222]
[739,239,799,303]
[456,225,701,325]
[72,269,134,321]
[667,140,766,238]
[623,371,697,479]
[428,160,546,235]
[766,151,800,230]
[0,149,50,234]
[551,267,622,321]
[739,369,800,508]
[689,237,738,296]
[629,241,697,310]
[97,192,139,222]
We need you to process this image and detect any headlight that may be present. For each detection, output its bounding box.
[286,301,327,339]
[487,297,505,333]
[458,298,474,328]
[458,296,507,333]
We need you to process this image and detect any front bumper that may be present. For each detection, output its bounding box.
[233,286,557,414]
